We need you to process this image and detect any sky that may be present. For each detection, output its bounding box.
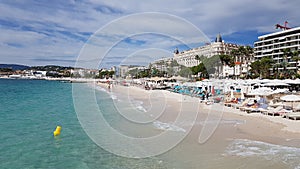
[0,0,300,68]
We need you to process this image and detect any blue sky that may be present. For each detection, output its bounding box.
[0,0,300,68]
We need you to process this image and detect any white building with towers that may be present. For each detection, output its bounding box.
[173,34,239,67]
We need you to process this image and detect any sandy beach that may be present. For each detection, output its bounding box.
[96,82,300,168]
[99,82,300,135]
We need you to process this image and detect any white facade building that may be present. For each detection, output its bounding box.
[173,34,254,78]
[254,26,300,73]
[173,34,239,67]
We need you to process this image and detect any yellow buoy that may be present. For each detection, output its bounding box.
[53,126,62,136]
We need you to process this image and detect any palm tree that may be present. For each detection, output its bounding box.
[291,50,300,77]
[282,48,292,78]
[260,57,274,78]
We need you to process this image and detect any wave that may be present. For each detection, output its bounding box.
[153,121,186,132]
[93,84,120,101]
[130,99,147,113]
[225,139,300,169]
[177,119,245,127]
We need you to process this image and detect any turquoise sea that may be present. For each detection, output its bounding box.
[1,79,300,169]
[0,79,167,169]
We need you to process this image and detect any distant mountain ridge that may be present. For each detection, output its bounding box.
[0,64,30,70]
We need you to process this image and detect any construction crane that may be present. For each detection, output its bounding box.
[275,21,291,30]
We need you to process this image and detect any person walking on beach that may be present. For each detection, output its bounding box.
[202,90,206,100]
[204,87,209,100]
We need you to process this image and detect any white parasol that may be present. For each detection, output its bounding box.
[280,94,300,109]
[280,95,300,102]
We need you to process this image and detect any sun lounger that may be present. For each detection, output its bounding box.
[245,107,260,113]
[236,98,254,110]
[285,112,300,120]
[268,102,284,108]
[258,108,268,114]
[224,102,235,107]
[265,106,283,116]
[293,103,300,112]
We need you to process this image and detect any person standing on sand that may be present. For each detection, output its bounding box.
[204,87,209,100]
[202,90,206,100]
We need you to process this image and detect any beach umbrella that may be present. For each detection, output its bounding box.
[284,79,300,85]
[280,94,300,109]
[263,82,290,87]
[280,95,300,102]
[271,88,289,94]
[248,88,272,96]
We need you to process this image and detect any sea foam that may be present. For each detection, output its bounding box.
[225,139,300,169]
[153,121,186,132]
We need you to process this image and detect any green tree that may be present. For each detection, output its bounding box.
[260,57,274,78]
[250,60,261,78]
[281,48,293,78]
[250,57,273,79]
[292,50,300,62]
[98,70,115,79]
[292,50,300,77]
[219,54,234,67]
[178,66,192,78]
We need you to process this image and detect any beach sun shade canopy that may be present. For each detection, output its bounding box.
[263,82,290,87]
[280,95,300,102]
[248,87,272,96]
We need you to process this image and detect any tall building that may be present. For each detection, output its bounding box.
[173,34,239,67]
[254,26,300,74]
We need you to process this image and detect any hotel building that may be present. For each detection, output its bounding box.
[173,34,239,67]
[173,34,254,78]
[254,26,300,73]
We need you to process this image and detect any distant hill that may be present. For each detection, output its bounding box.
[0,64,30,70]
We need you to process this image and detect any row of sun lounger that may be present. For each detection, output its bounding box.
[224,98,300,120]
[169,85,300,120]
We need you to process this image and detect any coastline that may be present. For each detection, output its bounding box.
[97,82,300,148]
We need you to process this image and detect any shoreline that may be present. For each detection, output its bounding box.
[97,82,300,148]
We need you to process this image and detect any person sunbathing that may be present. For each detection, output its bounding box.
[250,100,259,108]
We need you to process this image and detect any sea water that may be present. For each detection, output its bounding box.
[0,79,166,169]
[1,79,300,169]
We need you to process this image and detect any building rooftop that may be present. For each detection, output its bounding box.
[258,26,300,39]
[215,33,223,43]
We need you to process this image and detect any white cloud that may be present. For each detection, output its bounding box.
[0,0,300,67]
